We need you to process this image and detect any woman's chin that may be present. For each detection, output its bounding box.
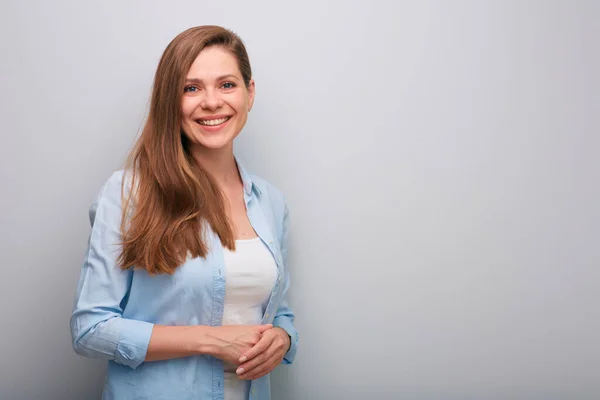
[188,137,235,153]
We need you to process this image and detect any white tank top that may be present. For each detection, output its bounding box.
[222,237,278,400]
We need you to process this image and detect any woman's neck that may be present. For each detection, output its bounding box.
[192,146,240,188]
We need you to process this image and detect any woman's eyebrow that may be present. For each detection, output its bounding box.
[185,74,239,84]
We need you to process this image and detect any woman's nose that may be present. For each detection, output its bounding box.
[200,89,223,110]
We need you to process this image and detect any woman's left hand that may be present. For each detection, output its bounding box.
[235,327,290,380]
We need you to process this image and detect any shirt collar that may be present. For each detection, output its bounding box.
[235,156,262,197]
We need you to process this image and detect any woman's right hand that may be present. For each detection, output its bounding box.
[206,324,273,366]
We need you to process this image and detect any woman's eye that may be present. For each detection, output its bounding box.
[221,82,236,89]
[184,86,198,93]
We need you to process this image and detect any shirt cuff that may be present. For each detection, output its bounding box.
[115,319,155,369]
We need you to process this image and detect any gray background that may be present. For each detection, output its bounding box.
[1,0,598,399]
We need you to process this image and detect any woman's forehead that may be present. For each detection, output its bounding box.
[186,47,241,81]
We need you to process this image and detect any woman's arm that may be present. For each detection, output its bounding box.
[70,171,271,368]
[271,203,298,364]
[70,171,153,369]
[145,324,272,363]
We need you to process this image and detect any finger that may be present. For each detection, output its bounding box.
[239,353,280,380]
[237,332,285,377]
[238,331,275,364]
[237,338,276,374]
[239,358,272,380]
[236,350,270,377]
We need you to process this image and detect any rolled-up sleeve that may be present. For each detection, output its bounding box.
[70,171,154,369]
[272,203,298,364]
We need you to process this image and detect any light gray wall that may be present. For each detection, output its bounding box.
[1,1,598,399]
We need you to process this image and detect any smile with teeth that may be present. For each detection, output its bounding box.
[196,116,231,126]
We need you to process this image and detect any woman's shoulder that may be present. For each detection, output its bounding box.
[249,173,286,206]
[88,169,133,224]
[104,169,126,188]
[94,169,134,201]
[248,174,289,240]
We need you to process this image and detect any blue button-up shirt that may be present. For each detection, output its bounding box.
[70,161,298,399]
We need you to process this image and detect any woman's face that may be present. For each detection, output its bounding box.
[180,46,255,154]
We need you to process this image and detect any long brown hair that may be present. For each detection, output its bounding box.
[118,26,253,275]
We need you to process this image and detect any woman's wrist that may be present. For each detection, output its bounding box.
[273,327,291,351]
[194,326,221,357]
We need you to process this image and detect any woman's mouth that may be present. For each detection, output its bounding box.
[196,116,231,126]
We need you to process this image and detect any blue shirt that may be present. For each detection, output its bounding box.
[70,161,298,400]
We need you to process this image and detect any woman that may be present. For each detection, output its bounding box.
[70,25,298,400]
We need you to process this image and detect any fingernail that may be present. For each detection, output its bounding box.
[239,356,247,363]
[236,367,245,375]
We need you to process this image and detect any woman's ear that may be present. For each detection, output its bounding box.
[247,79,256,111]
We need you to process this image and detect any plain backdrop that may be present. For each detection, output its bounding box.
[1,1,599,399]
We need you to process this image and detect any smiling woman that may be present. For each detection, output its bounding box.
[69,25,297,400]
[181,46,255,152]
